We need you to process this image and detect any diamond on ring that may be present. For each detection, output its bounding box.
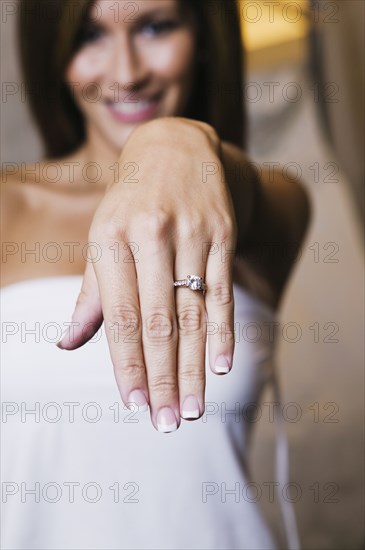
[173,275,207,295]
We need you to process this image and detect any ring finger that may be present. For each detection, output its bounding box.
[174,245,207,421]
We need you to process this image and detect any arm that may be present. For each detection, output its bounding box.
[220,142,311,309]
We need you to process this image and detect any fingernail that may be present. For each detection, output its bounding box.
[56,328,70,350]
[126,389,149,413]
[181,396,200,419]
[156,407,178,433]
[214,355,231,374]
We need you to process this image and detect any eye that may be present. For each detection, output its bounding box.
[141,19,179,37]
[77,24,105,45]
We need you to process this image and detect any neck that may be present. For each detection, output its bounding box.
[70,124,122,189]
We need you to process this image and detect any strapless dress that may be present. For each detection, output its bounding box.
[1,275,299,549]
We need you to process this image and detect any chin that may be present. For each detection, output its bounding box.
[101,126,135,153]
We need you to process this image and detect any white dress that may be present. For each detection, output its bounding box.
[1,275,298,549]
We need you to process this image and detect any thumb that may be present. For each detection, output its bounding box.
[56,261,103,350]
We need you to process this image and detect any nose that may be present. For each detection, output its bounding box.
[108,33,149,94]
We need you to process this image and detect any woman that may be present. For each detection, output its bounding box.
[1,0,310,548]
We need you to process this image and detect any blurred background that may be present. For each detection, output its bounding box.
[1,1,364,548]
[240,1,364,548]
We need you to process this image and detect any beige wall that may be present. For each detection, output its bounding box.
[311,0,364,224]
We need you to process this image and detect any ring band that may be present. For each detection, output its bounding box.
[173,275,207,295]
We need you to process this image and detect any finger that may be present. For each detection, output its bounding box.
[133,214,179,433]
[204,232,236,375]
[56,260,103,350]
[174,246,207,421]
[92,238,149,414]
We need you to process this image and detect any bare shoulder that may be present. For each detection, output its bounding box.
[1,171,28,234]
[0,161,57,239]
[1,157,78,211]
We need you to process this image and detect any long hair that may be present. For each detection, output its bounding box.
[18,0,246,159]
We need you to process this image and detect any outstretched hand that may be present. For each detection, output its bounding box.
[57,118,239,433]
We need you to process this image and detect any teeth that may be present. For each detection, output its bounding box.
[109,99,154,115]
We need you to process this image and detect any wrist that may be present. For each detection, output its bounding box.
[123,117,220,158]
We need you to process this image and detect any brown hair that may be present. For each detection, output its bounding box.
[18,0,246,159]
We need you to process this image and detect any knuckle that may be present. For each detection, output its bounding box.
[108,304,140,342]
[141,209,171,239]
[210,283,234,306]
[114,360,145,379]
[178,366,205,386]
[177,304,203,335]
[148,373,177,396]
[145,310,176,343]
[91,218,126,243]
[217,217,237,242]
[179,217,204,241]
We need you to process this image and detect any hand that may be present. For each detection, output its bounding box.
[57,117,238,432]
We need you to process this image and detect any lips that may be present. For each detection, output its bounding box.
[105,94,161,124]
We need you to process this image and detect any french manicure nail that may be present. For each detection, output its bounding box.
[156,407,178,433]
[181,396,200,419]
[126,389,149,413]
[214,355,231,374]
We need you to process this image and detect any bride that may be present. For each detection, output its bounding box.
[1,1,310,548]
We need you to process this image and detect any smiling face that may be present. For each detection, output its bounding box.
[65,0,197,155]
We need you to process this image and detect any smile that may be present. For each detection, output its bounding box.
[105,95,161,124]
